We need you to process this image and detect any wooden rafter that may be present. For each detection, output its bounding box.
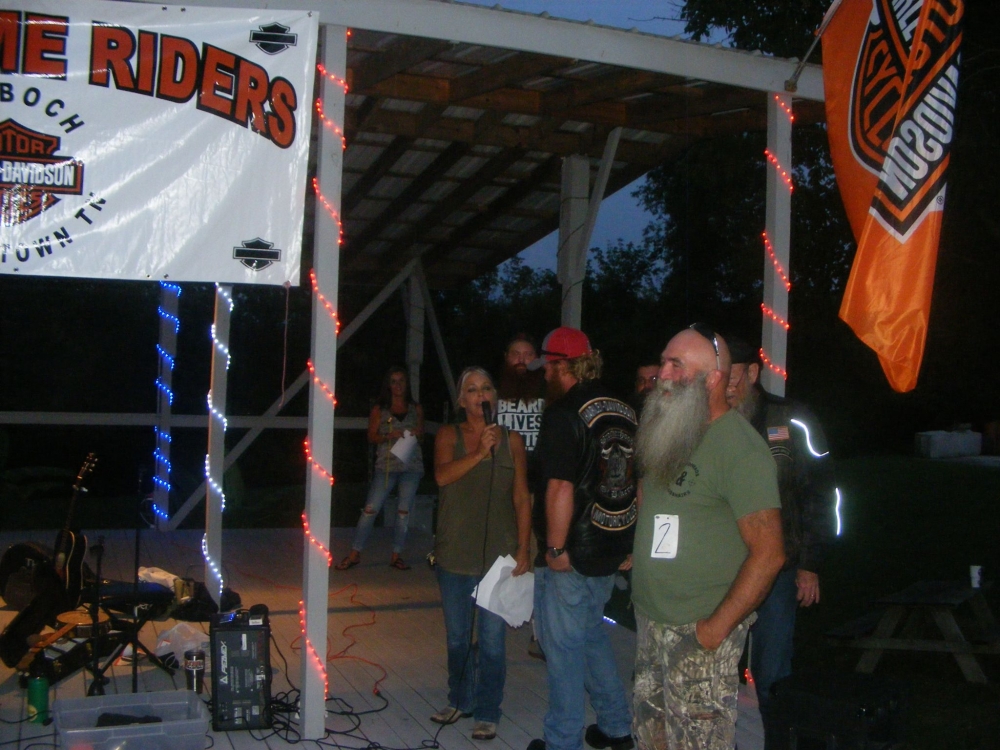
[342,136,413,212]
[345,142,470,254]
[348,36,454,92]
[352,148,529,278]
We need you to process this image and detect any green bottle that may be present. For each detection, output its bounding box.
[27,675,49,724]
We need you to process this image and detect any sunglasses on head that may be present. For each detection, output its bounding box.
[688,322,721,371]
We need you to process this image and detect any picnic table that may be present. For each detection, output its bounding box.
[835,580,1000,683]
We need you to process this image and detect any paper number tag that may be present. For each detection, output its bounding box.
[651,514,679,559]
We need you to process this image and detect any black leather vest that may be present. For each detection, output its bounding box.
[533,380,639,576]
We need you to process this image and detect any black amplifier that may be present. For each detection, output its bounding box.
[210,605,272,731]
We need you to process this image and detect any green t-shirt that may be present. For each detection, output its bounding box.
[631,410,780,626]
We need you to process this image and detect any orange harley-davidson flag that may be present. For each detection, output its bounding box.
[823,0,964,392]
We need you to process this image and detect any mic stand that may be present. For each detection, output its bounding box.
[88,536,107,695]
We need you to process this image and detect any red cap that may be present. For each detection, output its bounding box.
[527,327,592,371]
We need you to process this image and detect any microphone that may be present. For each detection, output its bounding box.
[481,401,496,456]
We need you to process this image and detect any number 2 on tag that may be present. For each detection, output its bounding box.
[651,514,679,559]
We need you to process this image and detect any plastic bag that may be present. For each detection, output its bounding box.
[154,621,209,671]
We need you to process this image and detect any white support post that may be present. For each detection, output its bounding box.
[762,92,793,396]
[577,127,622,262]
[301,24,347,739]
[204,284,232,605]
[557,154,590,328]
[153,282,180,527]
[405,274,425,401]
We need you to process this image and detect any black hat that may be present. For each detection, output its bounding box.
[727,337,760,366]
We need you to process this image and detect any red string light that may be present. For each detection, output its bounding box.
[299,600,329,697]
[310,268,341,333]
[761,303,790,331]
[317,63,348,92]
[773,94,795,124]
[304,438,335,486]
[307,359,338,407]
[761,347,788,380]
[302,511,333,565]
[762,231,791,292]
[764,149,794,192]
[315,98,346,150]
[311,177,344,244]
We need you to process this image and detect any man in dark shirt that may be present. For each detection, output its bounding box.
[726,338,838,747]
[526,327,637,750]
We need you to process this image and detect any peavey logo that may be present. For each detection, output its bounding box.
[234,237,281,271]
[0,120,84,227]
[849,0,964,240]
[219,642,229,685]
[250,23,298,55]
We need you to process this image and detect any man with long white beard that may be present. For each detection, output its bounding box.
[630,324,785,750]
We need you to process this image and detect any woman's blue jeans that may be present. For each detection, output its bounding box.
[351,470,422,554]
[436,568,507,723]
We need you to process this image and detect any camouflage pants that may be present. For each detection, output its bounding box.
[633,612,754,750]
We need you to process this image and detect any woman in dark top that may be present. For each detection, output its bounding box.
[336,366,424,571]
[430,366,530,740]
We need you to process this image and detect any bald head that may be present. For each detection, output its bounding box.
[656,328,731,421]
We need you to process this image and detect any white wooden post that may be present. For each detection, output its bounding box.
[301,24,347,739]
[558,154,590,328]
[762,92,793,396]
[204,284,232,604]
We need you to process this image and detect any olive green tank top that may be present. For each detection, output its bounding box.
[435,424,518,577]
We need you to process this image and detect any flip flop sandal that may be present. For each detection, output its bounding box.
[335,555,360,571]
[389,556,411,571]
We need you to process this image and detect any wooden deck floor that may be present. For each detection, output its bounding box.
[0,528,762,749]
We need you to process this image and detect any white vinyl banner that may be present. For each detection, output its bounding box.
[0,0,319,285]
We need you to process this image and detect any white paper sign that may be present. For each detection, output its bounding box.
[389,430,418,464]
[0,0,318,285]
[651,514,679,559]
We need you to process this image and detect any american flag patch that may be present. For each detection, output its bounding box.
[768,426,790,442]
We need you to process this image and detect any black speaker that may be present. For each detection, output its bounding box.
[210,606,272,731]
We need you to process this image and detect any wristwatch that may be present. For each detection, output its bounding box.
[546,547,566,559]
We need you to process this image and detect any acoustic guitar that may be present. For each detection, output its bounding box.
[52,453,97,610]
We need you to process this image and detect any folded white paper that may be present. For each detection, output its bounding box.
[390,430,418,463]
[473,554,534,627]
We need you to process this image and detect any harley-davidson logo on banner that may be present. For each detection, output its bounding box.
[0,0,318,284]
[823,0,964,392]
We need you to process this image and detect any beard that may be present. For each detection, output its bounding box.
[498,362,546,402]
[545,371,567,403]
[637,374,711,485]
[734,382,760,422]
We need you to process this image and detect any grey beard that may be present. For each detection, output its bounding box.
[637,375,710,485]
[734,383,760,422]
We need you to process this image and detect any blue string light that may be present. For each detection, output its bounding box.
[153,447,172,472]
[158,307,180,334]
[154,427,172,444]
[156,344,176,371]
[152,474,171,492]
[154,377,174,405]
[151,503,170,521]
[160,281,182,296]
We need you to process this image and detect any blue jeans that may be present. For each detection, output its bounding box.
[436,568,507,723]
[352,470,422,554]
[750,567,798,728]
[535,567,632,750]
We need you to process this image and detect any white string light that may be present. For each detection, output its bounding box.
[215,282,234,311]
[210,323,231,370]
[789,419,829,457]
[205,454,226,513]
[202,533,224,598]
[207,392,228,431]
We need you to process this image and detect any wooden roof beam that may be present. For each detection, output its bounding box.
[449,53,569,102]
[348,36,454,93]
[421,155,561,271]
[342,136,413,212]
[345,141,470,254]
[353,148,527,278]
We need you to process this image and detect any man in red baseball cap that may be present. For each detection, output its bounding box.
[527,327,638,750]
